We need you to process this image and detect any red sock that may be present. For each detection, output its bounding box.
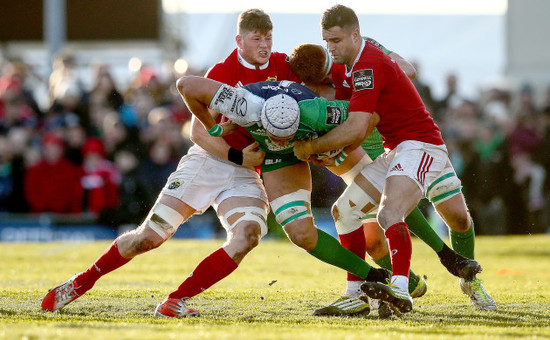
[76,240,132,294]
[384,222,412,277]
[339,227,366,281]
[168,248,238,300]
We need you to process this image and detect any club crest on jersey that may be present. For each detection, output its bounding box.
[326,106,342,125]
[168,180,183,189]
[353,69,374,91]
[266,76,277,81]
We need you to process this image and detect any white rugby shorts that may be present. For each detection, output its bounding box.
[161,150,268,214]
[361,140,450,197]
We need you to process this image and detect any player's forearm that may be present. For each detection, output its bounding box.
[189,116,231,159]
[310,112,371,154]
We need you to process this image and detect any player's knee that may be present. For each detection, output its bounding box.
[365,234,387,258]
[448,213,471,233]
[284,223,316,250]
[377,206,397,230]
[231,222,261,255]
[333,182,377,234]
[222,206,268,239]
[132,235,163,254]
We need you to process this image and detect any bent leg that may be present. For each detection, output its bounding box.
[264,162,386,283]
[80,194,196,293]
[435,193,475,259]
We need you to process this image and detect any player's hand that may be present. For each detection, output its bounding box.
[311,156,336,167]
[242,142,265,168]
[293,140,314,161]
[219,121,238,136]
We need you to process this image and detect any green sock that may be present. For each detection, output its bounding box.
[373,253,420,294]
[308,229,372,279]
[449,221,475,259]
[406,207,445,253]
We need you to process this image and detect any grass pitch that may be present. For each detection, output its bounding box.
[1,234,549,339]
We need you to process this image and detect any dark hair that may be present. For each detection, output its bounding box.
[238,9,273,35]
[289,44,328,84]
[321,4,359,31]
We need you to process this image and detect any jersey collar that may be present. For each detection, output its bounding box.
[345,39,366,78]
[237,50,270,70]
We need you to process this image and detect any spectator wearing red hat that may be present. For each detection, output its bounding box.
[78,137,120,215]
[24,133,81,213]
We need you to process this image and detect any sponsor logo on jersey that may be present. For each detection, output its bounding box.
[168,179,183,189]
[326,106,343,125]
[290,88,303,95]
[390,163,404,172]
[352,69,374,91]
[233,97,248,117]
[213,86,235,106]
[265,158,283,165]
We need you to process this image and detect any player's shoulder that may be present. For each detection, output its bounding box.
[205,49,239,81]
[269,51,290,62]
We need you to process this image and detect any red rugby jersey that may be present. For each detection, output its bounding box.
[332,40,444,150]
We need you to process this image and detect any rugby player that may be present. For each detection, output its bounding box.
[292,4,496,313]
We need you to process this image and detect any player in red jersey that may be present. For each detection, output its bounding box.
[153,8,301,318]
[293,5,496,313]
[41,9,278,317]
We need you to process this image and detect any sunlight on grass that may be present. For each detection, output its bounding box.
[1,235,549,339]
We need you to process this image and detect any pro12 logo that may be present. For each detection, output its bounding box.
[352,69,374,91]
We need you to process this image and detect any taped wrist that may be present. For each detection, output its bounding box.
[228,147,243,165]
[207,124,223,136]
[334,151,348,166]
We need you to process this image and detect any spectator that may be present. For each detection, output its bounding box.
[78,137,120,215]
[24,133,81,213]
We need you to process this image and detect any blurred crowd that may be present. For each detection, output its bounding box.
[0,53,194,228]
[0,53,549,235]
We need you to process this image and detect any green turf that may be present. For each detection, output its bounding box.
[1,235,549,339]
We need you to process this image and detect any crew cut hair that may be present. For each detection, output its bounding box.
[238,9,273,35]
[321,4,359,31]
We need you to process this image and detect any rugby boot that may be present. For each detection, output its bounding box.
[154,298,200,318]
[361,280,413,314]
[438,247,482,281]
[459,278,497,311]
[312,295,370,317]
[41,274,83,311]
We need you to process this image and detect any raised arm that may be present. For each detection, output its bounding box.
[176,76,224,133]
[177,75,264,134]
